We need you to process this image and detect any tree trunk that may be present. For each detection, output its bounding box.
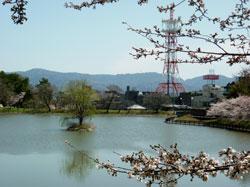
[155,108,159,113]
[106,94,114,113]
[46,103,51,112]
[79,116,83,125]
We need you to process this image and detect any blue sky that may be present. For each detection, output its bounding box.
[0,0,248,79]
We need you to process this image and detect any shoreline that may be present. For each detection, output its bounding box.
[1,107,249,133]
[0,107,172,116]
[166,115,250,133]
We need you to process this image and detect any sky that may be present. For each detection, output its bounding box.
[0,0,248,80]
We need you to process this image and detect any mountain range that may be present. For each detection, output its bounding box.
[17,68,235,92]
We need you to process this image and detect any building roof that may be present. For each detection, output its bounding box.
[127,104,146,110]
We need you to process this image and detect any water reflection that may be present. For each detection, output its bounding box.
[0,114,249,187]
[61,151,95,181]
[239,173,250,187]
[158,175,177,187]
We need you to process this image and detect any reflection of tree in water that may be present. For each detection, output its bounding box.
[61,151,95,181]
[154,175,176,187]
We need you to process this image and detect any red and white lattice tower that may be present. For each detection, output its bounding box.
[156,4,185,96]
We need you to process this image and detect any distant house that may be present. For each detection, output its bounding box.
[191,84,224,108]
[125,86,161,105]
[125,86,142,104]
[176,92,192,106]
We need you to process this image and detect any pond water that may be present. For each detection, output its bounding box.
[0,114,249,187]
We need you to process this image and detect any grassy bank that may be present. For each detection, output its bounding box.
[95,109,173,116]
[204,119,250,131]
[174,114,200,123]
[0,107,173,116]
[171,115,250,132]
[0,107,65,114]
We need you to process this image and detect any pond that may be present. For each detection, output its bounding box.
[0,114,249,187]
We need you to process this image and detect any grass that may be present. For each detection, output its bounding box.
[173,114,250,132]
[0,107,174,116]
[0,107,33,113]
[204,119,250,130]
[66,123,96,132]
[175,114,200,123]
[0,107,65,114]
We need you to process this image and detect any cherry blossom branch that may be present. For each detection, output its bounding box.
[64,0,150,10]
[65,141,250,186]
[122,20,250,64]
[2,0,250,65]
[2,0,28,24]
[65,0,250,65]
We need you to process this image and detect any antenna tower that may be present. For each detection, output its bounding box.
[203,69,219,85]
[156,3,185,96]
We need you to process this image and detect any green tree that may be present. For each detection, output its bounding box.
[0,78,13,106]
[143,93,171,113]
[63,80,99,126]
[54,91,67,109]
[227,69,250,98]
[3,73,30,94]
[0,71,31,106]
[35,78,54,111]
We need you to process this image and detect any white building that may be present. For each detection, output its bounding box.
[192,84,225,108]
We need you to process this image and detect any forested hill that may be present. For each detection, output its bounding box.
[17,68,234,91]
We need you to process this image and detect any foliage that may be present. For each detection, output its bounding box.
[0,71,29,94]
[0,71,31,106]
[207,96,250,120]
[54,91,67,109]
[63,80,99,126]
[35,78,54,112]
[143,93,171,112]
[0,78,14,106]
[228,68,250,98]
